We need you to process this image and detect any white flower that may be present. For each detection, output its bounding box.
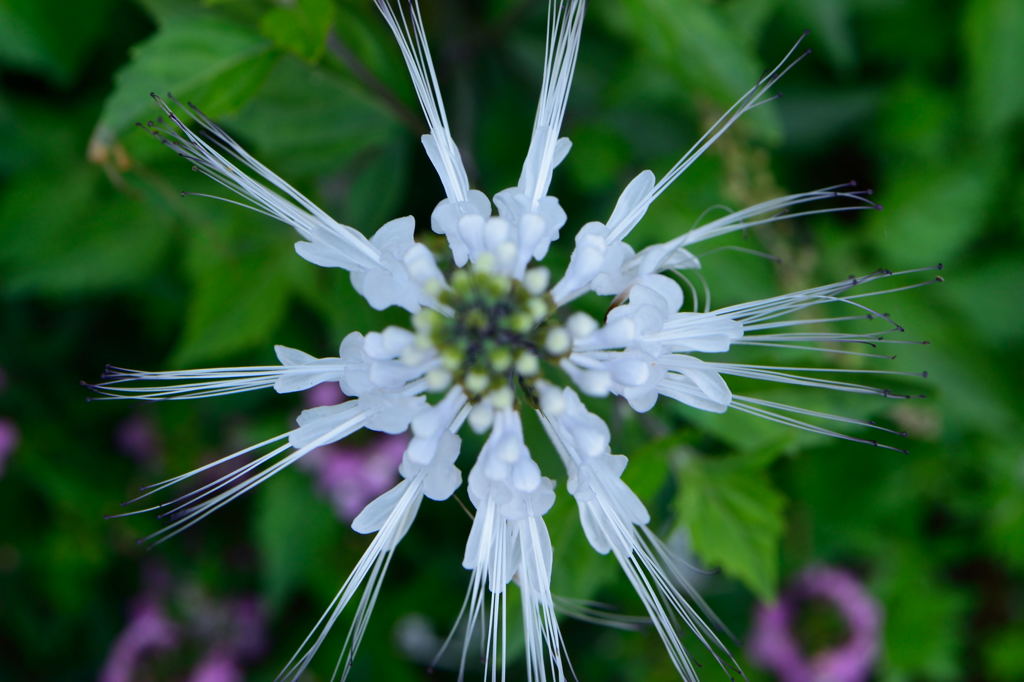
[96,1,939,680]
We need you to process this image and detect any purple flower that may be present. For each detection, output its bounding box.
[115,413,162,462]
[100,570,267,681]
[98,600,179,682]
[0,418,18,477]
[748,566,882,682]
[187,651,243,682]
[0,366,16,478]
[309,434,408,521]
[303,381,345,408]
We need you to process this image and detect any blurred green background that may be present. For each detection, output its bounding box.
[1,0,1022,680]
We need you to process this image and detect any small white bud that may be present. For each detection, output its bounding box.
[538,383,566,416]
[441,349,463,371]
[545,327,572,356]
[464,370,490,395]
[567,312,598,338]
[468,402,495,433]
[474,251,496,274]
[489,385,515,410]
[526,297,549,323]
[522,267,550,295]
[422,278,444,298]
[426,368,452,392]
[401,345,428,366]
[515,352,540,377]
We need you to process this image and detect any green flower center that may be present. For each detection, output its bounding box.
[412,265,569,402]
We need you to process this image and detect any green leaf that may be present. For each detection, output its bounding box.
[253,469,341,609]
[984,625,1024,681]
[597,0,780,142]
[226,56,400,182]
[260,0,335,62]
[171,211,303,366]
[965,0,1024,135]
[0,167,174,297]
[945,254,1024,345]
[875,549,969,681]
[981,438,1024,571]
[792,0,857,72]
[0,0,118,85]
[133,0,203,24]
[344,141,411,229]
[92,15,277,147]
[870,146,1006,267]
[675,453,785,600]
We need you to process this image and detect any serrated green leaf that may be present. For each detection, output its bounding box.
[92,15,277,147]
[260,0,335,62]
[965,0,1024,134]
[0,167,174,297]
[675,454,785,599]
[171,214,301,366]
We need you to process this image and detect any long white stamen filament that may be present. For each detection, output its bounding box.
[521,0,586,206]
[713,364,916,398]
[89,365,331,400]
[145,96,381,270]
[720,266,942,321]
[734,395,908,436]
[605,34,810,244]
[676,184,878,248]
[730,396,910,453]
[539,406,738,681]
[142,408,370,545]
[110,392,394,547]
[375,0,469,203]
[88,1,943,678]
[278,477,426,681]
[551,183,876,308]
[552,596,649,631]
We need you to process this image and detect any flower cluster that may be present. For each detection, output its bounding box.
[92,1,935,679]
[748,566,882,682]
[99,566,266,682]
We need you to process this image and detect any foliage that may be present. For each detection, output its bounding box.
[0,0,1021,680]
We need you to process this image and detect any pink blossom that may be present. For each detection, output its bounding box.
[98,600,179,682]
[0,419,18,477]
[303,381,345,408]
[115,413,161,461]
[187,651,243,682]
[100,571,266,680]
[312,434,408,520]
[748,566,882,682]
